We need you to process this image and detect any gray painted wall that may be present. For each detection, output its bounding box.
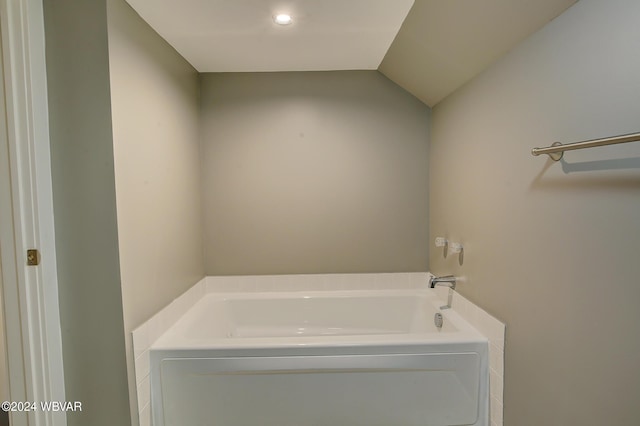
[43,0,131,425]
[430,0,640,424]
[106,0,205,424]
[200,71,430,275]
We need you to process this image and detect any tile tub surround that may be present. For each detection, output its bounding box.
[131,273,505,426]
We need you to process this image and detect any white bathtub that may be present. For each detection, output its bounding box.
[150,289,489,426]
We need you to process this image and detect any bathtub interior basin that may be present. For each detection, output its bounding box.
[227,293,435,337]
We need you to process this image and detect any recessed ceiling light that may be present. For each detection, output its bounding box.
[273,14,293,26]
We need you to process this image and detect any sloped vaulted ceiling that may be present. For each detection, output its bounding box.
[379,0,578,106]
[124,0,578,107]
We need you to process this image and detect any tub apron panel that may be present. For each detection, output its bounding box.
[156,353,481,426]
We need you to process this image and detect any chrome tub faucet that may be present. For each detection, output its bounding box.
[429,275,457,310]
[429,275,456,290]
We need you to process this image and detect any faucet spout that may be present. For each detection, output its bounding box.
[429,275,456,290]
[429,275,457,310]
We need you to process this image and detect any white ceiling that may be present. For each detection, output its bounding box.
[124,0,415,72]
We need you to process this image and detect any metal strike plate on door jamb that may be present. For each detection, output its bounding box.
[27,249,40,266]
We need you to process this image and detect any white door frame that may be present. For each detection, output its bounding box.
[0,0,66,425]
